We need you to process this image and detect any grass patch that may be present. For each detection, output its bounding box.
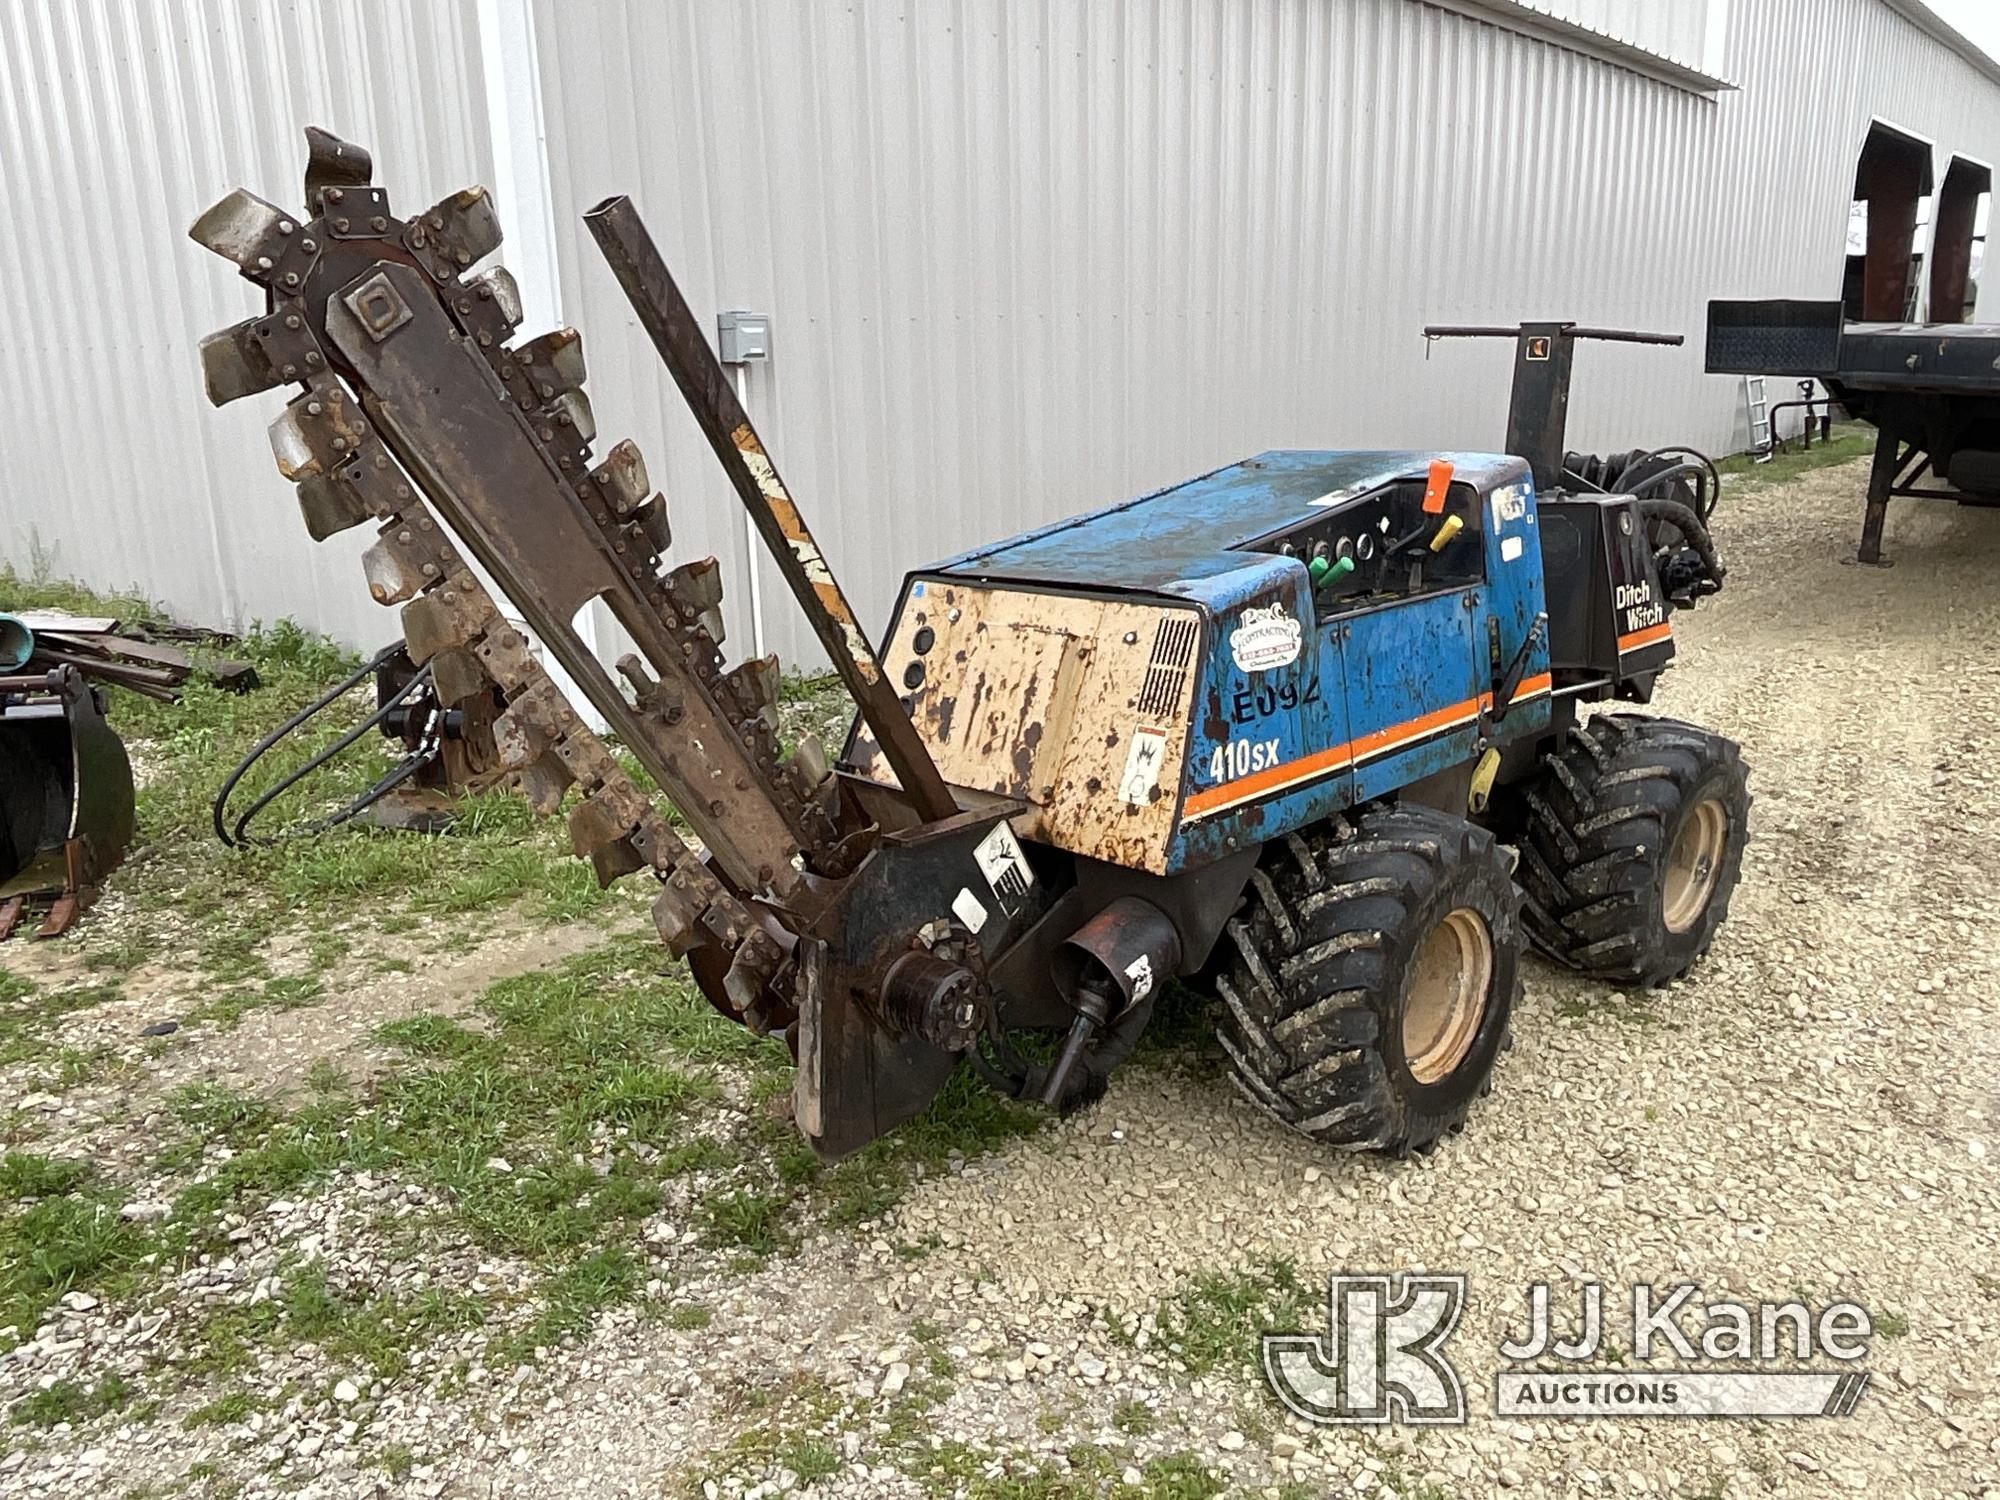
[1129,1454,1230,1499]
[183,1389,272,1429]
[1715,425,1874,491]
[494,1245,641,1359]
[809,1070,1044,1232]
[9,1370,134,1427]
[379,1443,418,1480]
[374,1014,482,1058]
[167,1082,276,1141]
[144,935,1047,1383]
[700,1188,787,1253]
[0,982,126,1069]
[1111,1397,1157,1436]
[36,1045,115,1092]
[0,1152,92,1201]
[1553,991,1669,1028]
[190,1262,484,1382]
[1149,1257,1314,1377]
[0,1172,159,1342]
[905,1441,1226,1499]
[688,1371,848,1493]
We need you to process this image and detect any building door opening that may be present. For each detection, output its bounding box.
[1929,156,1991,323]
[1844,122,1934,321]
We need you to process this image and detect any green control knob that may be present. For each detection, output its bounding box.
[1310,555,1355,587]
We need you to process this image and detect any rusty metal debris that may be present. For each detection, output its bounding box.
[6,609,258,700]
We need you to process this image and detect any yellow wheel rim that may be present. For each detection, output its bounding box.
[1663,798,1728,934]
[1402,908,1494,1085]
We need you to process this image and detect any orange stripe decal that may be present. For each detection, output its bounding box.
[1183,672,1554,820]
[1182,744,1349,817]
[1617,622,1672,653]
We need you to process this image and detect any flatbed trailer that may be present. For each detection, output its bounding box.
[1706,298,2000,563]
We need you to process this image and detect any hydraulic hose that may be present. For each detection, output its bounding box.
[1563,448,1723,521]
[1635,496,1725,586]
[211,640,439,848]
[1612,446,1723,519]
[1620,459,1709,505]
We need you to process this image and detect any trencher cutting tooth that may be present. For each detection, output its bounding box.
[725,656,782,732]
[188,189,299,281]
[789,734,831,789]
[586,440,649,516]
[266,386,370,481]
[406,186,505,276]
[544,389,596,447]
[629,495,672,554]
[513,328,587,399]
[467,265,523,329]
[295,472,376,541]
[303,125,373,205]
[199,317,293,405]
[666,557,724,612]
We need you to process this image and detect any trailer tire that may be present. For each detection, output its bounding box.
[1215,804,1520,1156]
[1516,714,1749,987]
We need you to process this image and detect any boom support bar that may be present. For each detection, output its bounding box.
[583,196,959,823]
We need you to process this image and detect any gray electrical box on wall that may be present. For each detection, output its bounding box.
[717,310,770,364]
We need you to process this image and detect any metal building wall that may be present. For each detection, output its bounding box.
[1434,0,1728,80]
[3,0,1999,674]
[0,0,492,648]
[528,0,2000,669]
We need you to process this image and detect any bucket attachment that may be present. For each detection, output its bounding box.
[0,665,136,939]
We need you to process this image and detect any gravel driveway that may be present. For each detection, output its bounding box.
[5,455,1998,1499]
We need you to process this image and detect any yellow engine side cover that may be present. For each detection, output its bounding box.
[849,580,1203,874]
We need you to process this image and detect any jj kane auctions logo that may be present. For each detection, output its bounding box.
[1263,1276,1875,1424]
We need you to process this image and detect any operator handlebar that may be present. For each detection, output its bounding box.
[1422,324,1685,347]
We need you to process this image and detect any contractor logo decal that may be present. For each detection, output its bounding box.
[1229,601,1302,673]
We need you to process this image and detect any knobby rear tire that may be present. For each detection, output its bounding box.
[1516,713,1751,987]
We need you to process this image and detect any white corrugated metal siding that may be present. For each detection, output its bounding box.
[1532,0,1715,66]
[529,0,2000,667]
[0,0,491,646]
[3,0,1999,673]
